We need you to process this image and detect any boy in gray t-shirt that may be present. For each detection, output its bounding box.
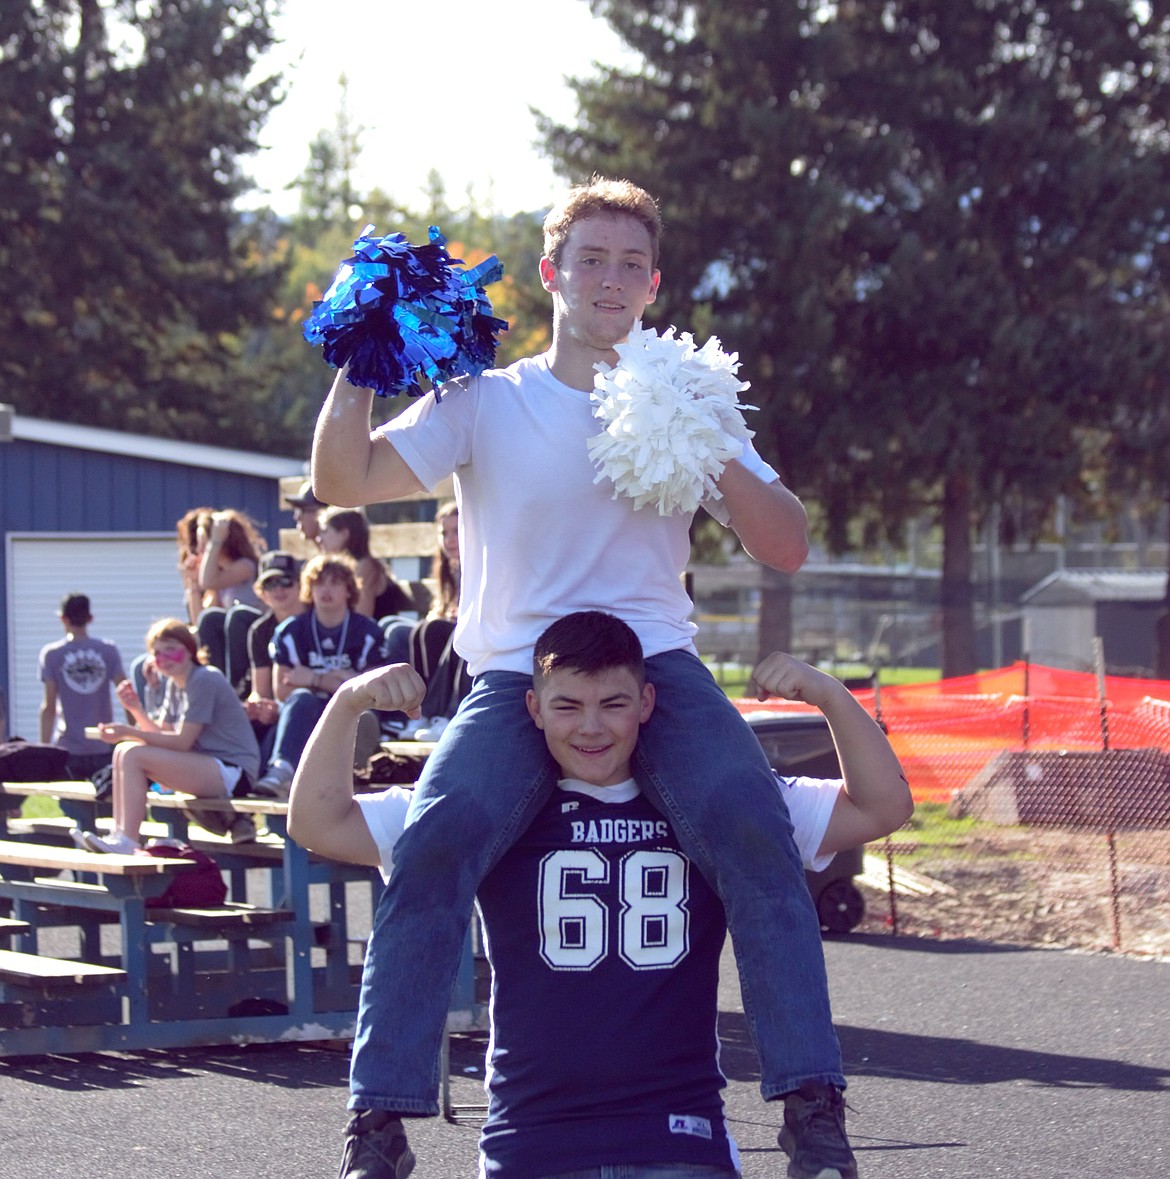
[38,593,126,779]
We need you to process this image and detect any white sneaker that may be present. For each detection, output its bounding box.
[77,829,139,855]
[415,717,450,742]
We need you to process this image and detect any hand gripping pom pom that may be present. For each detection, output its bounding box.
[302,225,508,399]
[587,323,756,515]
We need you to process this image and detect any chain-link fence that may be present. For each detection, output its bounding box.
[740,662,1170,957]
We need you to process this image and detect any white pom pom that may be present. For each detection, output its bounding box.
[587,322,756,515]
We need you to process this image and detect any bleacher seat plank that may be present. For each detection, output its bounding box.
[0,949,125,986]
[146,903,293,929]
[0,781,98,803]
[0,839,194,878]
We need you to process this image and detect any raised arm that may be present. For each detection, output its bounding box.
[752,652,913,855]
[310,368,427,507]
[716,463,809,573]
[288,662,426,866]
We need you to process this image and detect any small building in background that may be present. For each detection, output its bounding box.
[1021,569,1167,675]
[1,409,302,741]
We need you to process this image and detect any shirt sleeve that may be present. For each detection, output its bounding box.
[355,787,415,882]
[776,774,842,872]
[178,667,219,728]
[269,617,297,667]
[701,438,780,526]
[377,378,477,492]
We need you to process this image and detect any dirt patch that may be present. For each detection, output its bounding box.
[850,826,1170,960]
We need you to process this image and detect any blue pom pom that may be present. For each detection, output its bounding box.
[303,225,508,398]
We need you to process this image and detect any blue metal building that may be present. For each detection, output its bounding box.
[1,410,304,740]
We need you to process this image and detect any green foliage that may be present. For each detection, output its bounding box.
[261,154,551,453]
[543,0,1170,675]
[0,0,286,447]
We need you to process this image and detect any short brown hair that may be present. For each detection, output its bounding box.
[300,553,360,610]
[543,177,662,269]
[145,618,202,663]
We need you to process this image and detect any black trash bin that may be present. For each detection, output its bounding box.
[745,710,866,934]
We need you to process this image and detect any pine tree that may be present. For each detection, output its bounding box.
[542,0,1170,675]
[0,0,285,446]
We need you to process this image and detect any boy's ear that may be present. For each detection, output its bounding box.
[538,255,558,293]
[639,681,655,724]
[525,687,545,730]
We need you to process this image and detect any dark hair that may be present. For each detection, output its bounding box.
[60,593,92,626]
[533,611,644,686]
[321,507,372,561]
[543,176,663,269]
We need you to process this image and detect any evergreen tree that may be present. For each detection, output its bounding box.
[0,0,285,446]
[542,0,1170,675]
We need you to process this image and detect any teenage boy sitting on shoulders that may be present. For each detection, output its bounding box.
[291,611,911,1179]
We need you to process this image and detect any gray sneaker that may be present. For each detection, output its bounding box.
[337,1110,415,1179]
[778,1083,857,1179]
[252,761,294,801]
[228,814,257,844]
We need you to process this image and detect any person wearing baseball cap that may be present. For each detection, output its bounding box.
[285,480,327,549]
[243,552,307,747]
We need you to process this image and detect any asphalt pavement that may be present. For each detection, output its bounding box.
[2,934,1167,1178]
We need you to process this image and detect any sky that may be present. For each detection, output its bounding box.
[245,0,637,217]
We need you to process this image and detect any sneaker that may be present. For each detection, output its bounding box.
[76,828,140,855]
[414,717,449,743]
[393,717,424,740]
[777,1083,857,1179]
[228,815,257,844]
[337,1110,415,1179]
[252,761,294,800]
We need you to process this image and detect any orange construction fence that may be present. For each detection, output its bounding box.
[735,661,1170,806]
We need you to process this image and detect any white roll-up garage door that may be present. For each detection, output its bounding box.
[5,533,182,741]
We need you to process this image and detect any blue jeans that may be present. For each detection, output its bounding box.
[270,688,327,769]
[543,1167,737,1179]
[349,650,844,1114]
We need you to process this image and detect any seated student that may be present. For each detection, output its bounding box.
[195,509,268,693]
[241,551,306,755]
[319,507,418,626]
[251,553,389,800]
[289,611,912,1179]
[38,593,126,780]
[74,618,261,853]
[285,479,328,551]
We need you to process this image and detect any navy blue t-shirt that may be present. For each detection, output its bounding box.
[476,781,738,1177]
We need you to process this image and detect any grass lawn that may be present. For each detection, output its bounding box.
[15,795,64,820]
[706,658,939,699]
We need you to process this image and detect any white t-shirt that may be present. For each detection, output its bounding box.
[380,354,778,675]
[356,772,840,882]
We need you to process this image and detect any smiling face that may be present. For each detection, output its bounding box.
[539,213,661,354]
[526,665,655,788]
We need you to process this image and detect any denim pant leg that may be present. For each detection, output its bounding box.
[349,670,557,1114]
[636,650,845,1097]
[271,689,326,768]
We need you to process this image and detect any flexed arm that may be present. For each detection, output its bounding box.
[288,663,426,865]
[753,652,912,855]
[310,368,426,507]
